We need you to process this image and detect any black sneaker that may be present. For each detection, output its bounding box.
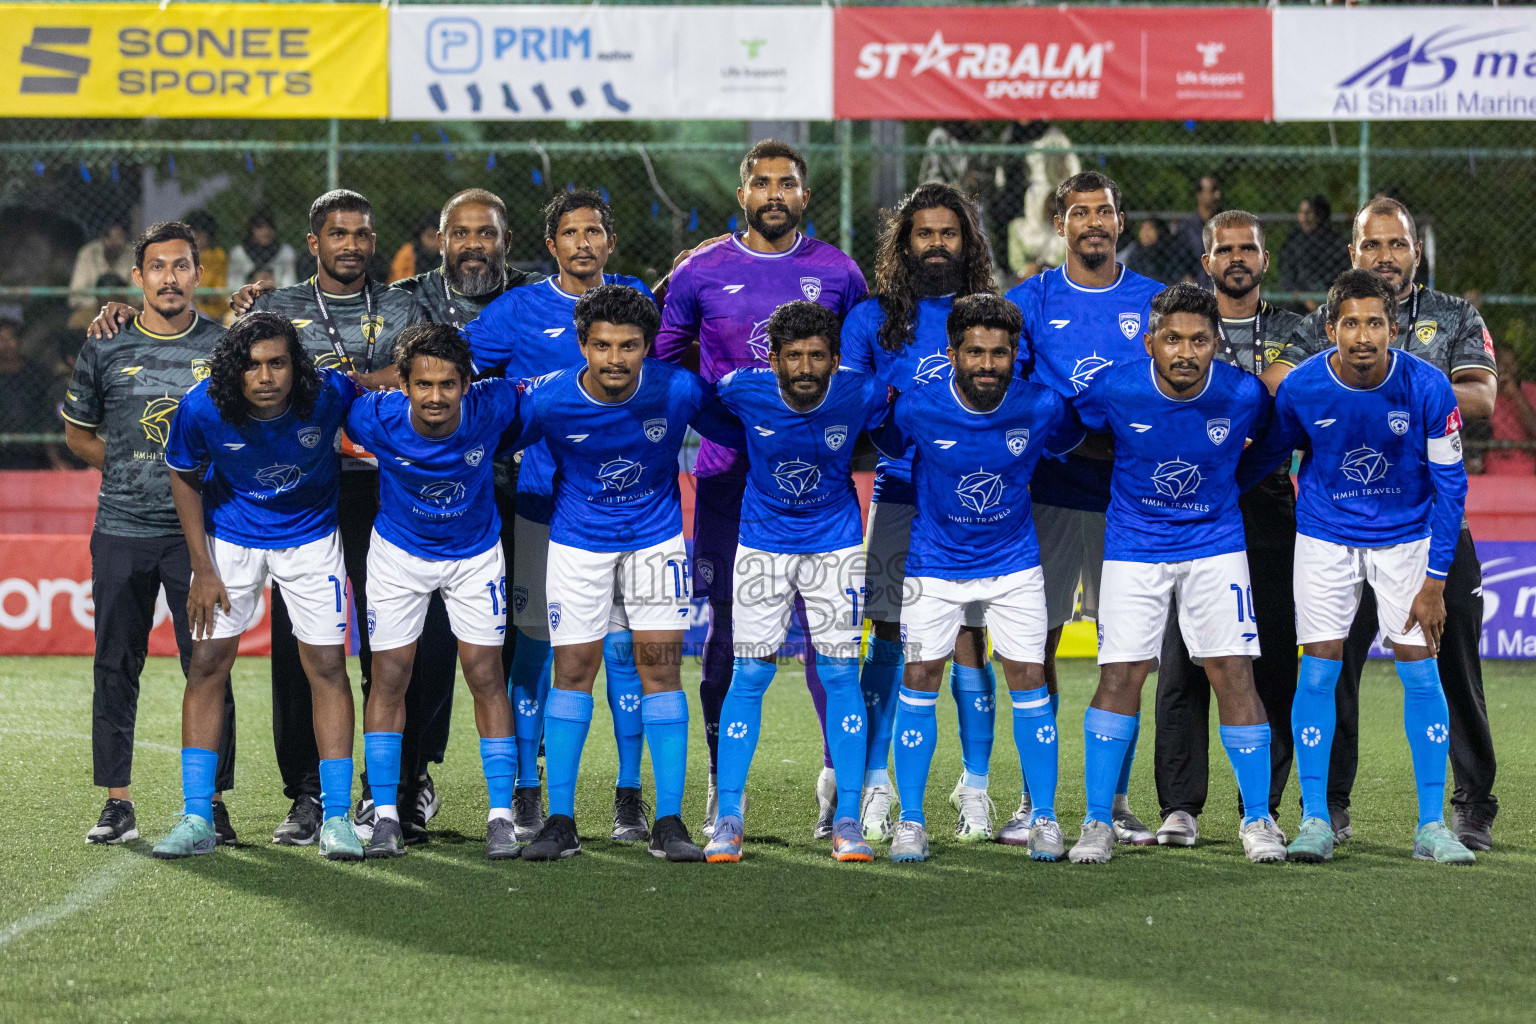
[365,816,407,859]
[272,795,323,846]
[486,818,521,860]
[513,786,545,843]
[353,794,376,842]
[648,814,705,862]
[1328,805,1352,844]
[612,787,651,842]
[212,800,238,846]
[399,781,430,846]
[86,798,138,844]
[416,773,441,824]
[521,813,581,861]
[1451,805,1495,852]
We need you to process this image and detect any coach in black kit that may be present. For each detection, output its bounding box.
[1150,211,1303,845]
[1268,197,1500,851]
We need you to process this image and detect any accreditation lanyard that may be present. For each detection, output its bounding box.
[442,273,466,330]
[311,276,376,373]
[1216,302,1266,377]
[1397,286,1420,347]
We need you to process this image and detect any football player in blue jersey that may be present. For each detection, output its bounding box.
[515,285,745,863]
[702,301,891,864]
[158,312,363,860]
[465,188,656,845]
[1004,171,1165,847]
[873,295,1085,863]
[1238,270,1476,865]
[1067,284,1285,865]
[344,324,529,861]
[840,183,1003,845]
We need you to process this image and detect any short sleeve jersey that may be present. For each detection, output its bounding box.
[61,315,226,537]
[252,277,423,375]
[1275,286,1497,380]
[165,369,359,548]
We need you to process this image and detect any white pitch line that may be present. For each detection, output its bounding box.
[0,856,146,949]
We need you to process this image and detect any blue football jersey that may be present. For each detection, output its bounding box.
[344,377,526,560]
[841,294,955,506]
[519,359,745,553]
[165,369,358,549]
[1238,349,1467,577]
[1076,359,1272,563]
[873,377,1084,579]
[717,366,891,554]
[1006,264,1162,512]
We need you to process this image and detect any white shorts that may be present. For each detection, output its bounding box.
[902,567,1047,664]
[546,534,689,647]
[864,501,984,629]
[1035,503,1106,630]
[365,532,506,651]
[206,531,347,645]
[1295,534,1431,648]
[1096,551,1261,664]
[733,543,864,659]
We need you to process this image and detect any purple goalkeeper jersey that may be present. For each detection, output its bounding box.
[654,232,867,476]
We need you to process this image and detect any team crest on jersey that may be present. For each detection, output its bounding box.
[139,395,180,445]
[1069,354,1112,392]
[420,480,466,507]
[1341,446,1390,485]
[955,469,1004,513]
[464,445,485,467]
[512,586,528,614]
[914,353,952,384]
[548,602,562,631]
[297,426,322,449]
[644,418,668,443]
[191,358,211,382]
[255,463,302,494]
[1207,418,1231,445]
[773,459,822,498]
[1414,320,1438,347]
[1006,429,1030,456]
[800,277,822,302]
[825,425,848,451]
[597,458,644,492]
[1118,312,1142,340]
[1388,411,1410,436]
[360,314,384,348]
[1151,458,1203,500]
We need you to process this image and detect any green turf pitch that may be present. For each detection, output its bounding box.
[1,655,1532,1022]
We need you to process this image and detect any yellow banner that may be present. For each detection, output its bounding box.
[0,3,387,118]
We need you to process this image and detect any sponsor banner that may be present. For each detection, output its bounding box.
[1274,8,1536,121]
[834,6,1270,121]
[390,5,832,120]
[0,3,387,119]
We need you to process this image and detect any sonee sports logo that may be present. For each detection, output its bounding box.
[20,27,91,95]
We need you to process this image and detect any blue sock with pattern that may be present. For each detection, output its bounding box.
[1083,708,1137,824]
[1293,655,1342,822]
[1115,713,1140,798]
[363,732,403,818]
[642,691,690,820]
[603,631,644,790]
[180,747,217,822]
[861,637,904,787]
[509,628,553,790]
[1397,658,1451,827]
[318,757,353,821]
[818,655,866,821]
[1011,686,1058,821]
[543,689,592,819]
[1219,723,1272,825]
[716,657,775,822]
[951,662,996,789]
[893,685,939,826]
[479,736,516,817]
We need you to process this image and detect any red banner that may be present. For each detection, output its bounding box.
[834,6,1271,121]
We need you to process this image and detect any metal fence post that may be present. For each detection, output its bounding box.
[838,120,852,254]
[1357,121,1371,208]
[327,118,341,190]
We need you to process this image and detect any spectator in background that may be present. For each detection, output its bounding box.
[1174,173,1223,287]
[68,217,134,326]
[1279,194,1351,310]
[1486,345,1536,476]
[390,212,443,283]
[1119,217,1200,286]
[226,210,297,290]
[185,211,228,321]
[1005,121,1080,281]
[0,318,69,469]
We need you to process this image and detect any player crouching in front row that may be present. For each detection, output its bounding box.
[159,313,363,860]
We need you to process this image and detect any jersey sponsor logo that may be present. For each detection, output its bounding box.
[643,418,668,443]
[543,328,565,338]
[139,395,179,445]
[565,433,589,442]
[825,424,848,451]
[119,365,143,375]
[1314,418,1336,427]
[1206,417,1231,445]
[191,358,211,382]
[547,602,562,631]
[754,425,776,436]
[1048,319,1070,329]
[1151,457,1203,500]
[291,319,314,329]
[934,439,957,449]
[1340,446,1390,485]
[772,458,822,498]
[914,353,951,384]
[1118,312,1141,340]
[721,284,745,294]
[222,442,246,451]
[420,480,467,507]
[597,458,643,492]
[297,426,322,449]
[955,468,1004,513]
[1130,422,1152,433]
[1414,320,1438,347]
[1446,408,1463,434]
[255,463,303,494]
[464,445,485,467]
[800,277,823,302]
[747,318,772,363]
[1069,353,1112,392]
[1387,410,1410,436]
[1005,428,1030,456]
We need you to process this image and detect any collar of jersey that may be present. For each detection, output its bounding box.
[1325,347,1399,393]
[132,315,200,341]
[1058,263,1125,294]
[577,364,644,407]
[312,276,366,301]
[947,377,1006,416]
[729,232,804,260]
[1147,359,1214,404]
[544,276,602,302]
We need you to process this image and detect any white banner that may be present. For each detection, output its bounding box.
[1274,8,1536,121]
[389,4,833,120]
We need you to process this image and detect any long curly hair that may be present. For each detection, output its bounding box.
[208,311,320,424]
[872,183,994,353]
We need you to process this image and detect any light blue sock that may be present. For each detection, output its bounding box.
[819,655,866,821]
[1219,723,1273,825]
[893,685,939,825]
[1115,713,1140,797]
[1293,655,1342,822]
[1028,690,1060,801]
[951,662,996,789]
[642,691,690,820]
[1011,686,1058,821]
[318,757,353,820]
[363,732,403,812]
[602,631,645,790]
[861,637,903,786]
[717,657,776,822]
[509,628,554,789]
[180,747,218,822]
[480,736,517,814]
[1083,707,1137,824]
[543,689,592,819]
[1397,658,1451,827]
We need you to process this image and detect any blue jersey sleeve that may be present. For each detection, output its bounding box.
[1044,395,1087,459]
[1005,278,1040,380]
[870,393,911,459]
[860,375,894,432]
[1236,379,1302,492]
[461,290,517,375]
[322,367,363,413]
[164,389,209,473]
[1073,371,1111,434]
[344,392,383,453]
[840,301,879,374]
[687,378,747,450]
[1422,378,1468,579]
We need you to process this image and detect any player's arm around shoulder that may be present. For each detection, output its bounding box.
[869,387,912,460]
[685,370,747,450]
[460,285,520,376]
[1038,385,1087,459]
[1264,308,1327,394]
